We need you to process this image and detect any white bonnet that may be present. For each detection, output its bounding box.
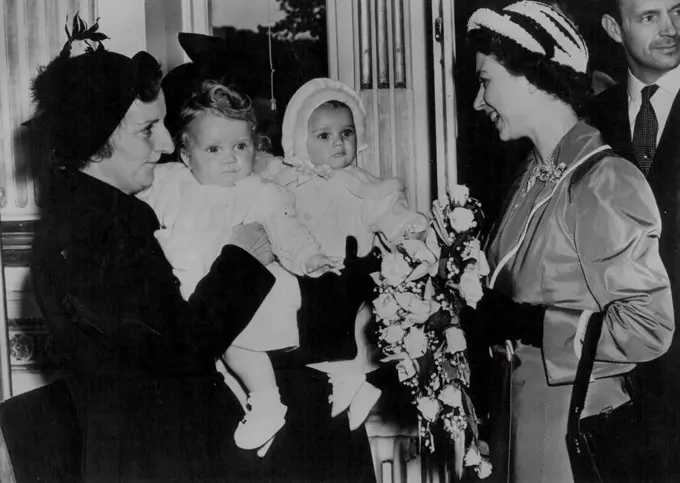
[282,77,368,172]
[467,1,589,74]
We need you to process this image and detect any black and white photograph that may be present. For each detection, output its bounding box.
[0,0,678,482]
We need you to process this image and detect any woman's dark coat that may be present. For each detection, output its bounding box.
[13,169,375,482]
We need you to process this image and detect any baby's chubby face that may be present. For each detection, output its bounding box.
[305,103,357,170]
[181,111,255,187]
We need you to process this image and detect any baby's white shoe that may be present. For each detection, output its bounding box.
[234,391,287,451]
[348,382,382,431]
[329,374,366,417]
[256,436,275,458]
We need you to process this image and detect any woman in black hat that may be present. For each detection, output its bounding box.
[15,17,376,483]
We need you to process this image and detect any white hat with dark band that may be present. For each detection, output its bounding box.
[467,1,589,74]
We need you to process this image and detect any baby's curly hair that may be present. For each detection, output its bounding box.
[178,80,270,152]
[467,28,593,118]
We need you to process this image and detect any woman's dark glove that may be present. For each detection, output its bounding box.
[341,235,382,303]
[461,287,545,348]
[275,236,381,368]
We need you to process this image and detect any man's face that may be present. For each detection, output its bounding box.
[605,0,680,82]
[97,91,174,194]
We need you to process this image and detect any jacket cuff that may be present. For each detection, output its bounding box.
[573,309,594,358]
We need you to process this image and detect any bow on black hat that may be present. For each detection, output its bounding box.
[26,14,162,171]
[161,33,235,139]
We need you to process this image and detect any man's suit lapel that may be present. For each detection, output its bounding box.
[598,83,680,181]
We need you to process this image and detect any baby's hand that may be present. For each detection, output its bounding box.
[305,254,345,276]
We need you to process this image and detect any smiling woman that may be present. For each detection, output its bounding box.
[462,2,674,482]
[473,54,536,142]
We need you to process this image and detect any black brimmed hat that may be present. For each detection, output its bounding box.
[26,14,162,168]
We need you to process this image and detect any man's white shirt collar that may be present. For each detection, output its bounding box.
[627,63,680,142]
[628,63,680,102]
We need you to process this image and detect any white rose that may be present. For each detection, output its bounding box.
[476,459,493,479]
[464,445,482,467]
[416,397,441,422]
[395,292,440,324]
[438,384,463,408]
[381,252,412,286]
[406,300,440,324]
[448,184,470,207]
[403,328,428,358]
[374,293,400,321]
[448,207,475,233]
[401,239,437,265]
[462,239,481,261]
[382,324,406,344]
[396,358,418,382]
[461,240,490,277]
[444,326,467,354]
[458,268,484,309]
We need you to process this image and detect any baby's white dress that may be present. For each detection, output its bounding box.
[260,159,429,371]
[138,162,323,351]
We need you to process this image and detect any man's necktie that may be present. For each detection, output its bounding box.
[632,84,659,176]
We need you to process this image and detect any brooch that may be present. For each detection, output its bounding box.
[526,151,567,191]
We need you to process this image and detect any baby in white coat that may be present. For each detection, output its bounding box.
[259,78,429,430]
[138,80,340,453]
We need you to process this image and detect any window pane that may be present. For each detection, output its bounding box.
[209,0,328,155]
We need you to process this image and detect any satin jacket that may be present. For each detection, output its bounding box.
[594,83,680,349]
[487,122,673,392]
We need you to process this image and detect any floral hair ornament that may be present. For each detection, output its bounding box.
[60,12,109,58]
[282,78,368,178]
[467,1,589,74]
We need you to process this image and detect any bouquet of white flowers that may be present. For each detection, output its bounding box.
[372,185,491,479]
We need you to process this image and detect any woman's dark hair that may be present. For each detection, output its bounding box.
[30,50,163,172]
[467,27,593,118]
[178,80,270,152]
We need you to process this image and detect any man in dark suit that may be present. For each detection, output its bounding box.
[593,0,680,478]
